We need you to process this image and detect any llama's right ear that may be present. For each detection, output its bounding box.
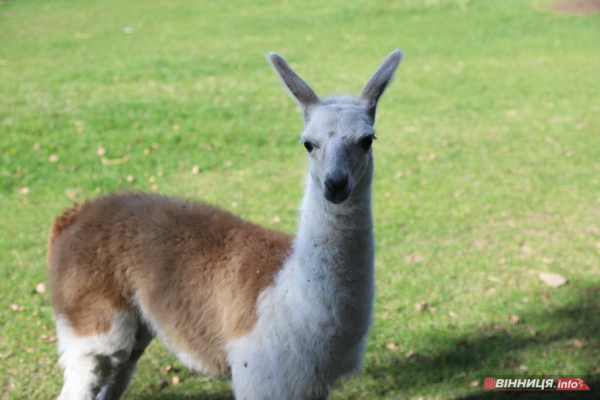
[268,53,321,124]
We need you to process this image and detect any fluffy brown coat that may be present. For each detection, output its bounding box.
[48,191,292,377]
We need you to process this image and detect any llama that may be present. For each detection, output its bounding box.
[47,49,402,400]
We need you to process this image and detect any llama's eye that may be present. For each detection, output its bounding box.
[303,141,314,152]
[359,136,374,151]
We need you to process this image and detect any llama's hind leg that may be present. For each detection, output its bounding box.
[55,311,138,400]
[58,352,125,400]
[96,323,154,400]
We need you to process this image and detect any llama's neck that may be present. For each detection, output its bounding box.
[291,163,375,284]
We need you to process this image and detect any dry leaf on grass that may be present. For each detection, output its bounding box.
[520,242,533,254]
[539,272,568,288]
[405,253,423,262]
[40,333,56,343]
[485,287,497,295]
[386,343,399,352]
[472,239,486,249]
[35,283,46,294]
[492,323,505,332]
[509,314,520,325]
[528,326,537,337]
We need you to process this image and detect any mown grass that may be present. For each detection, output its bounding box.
[1,0,599,399]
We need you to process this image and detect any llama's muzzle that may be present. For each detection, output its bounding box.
[323,172,351,204]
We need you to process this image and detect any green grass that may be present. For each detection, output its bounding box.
[1,0,600,398]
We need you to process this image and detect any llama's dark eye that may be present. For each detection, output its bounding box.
[303,141,314,152]
[359,135,374,151]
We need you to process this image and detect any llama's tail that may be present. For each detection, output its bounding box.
[47,202,85,264]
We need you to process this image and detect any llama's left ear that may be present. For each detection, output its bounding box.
[268,53,322,124]
[359,50,403,123]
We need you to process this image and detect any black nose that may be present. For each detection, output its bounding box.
[323,173,351,204]
[324,174,348,193]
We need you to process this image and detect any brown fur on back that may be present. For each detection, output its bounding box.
[47,191,292,377]
[48,202,84,258]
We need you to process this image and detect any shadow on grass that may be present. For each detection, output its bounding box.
[130,376,234,400]
[368,285,600,399]
[139,394,233,400]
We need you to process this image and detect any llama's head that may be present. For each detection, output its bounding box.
[269,50,402,204]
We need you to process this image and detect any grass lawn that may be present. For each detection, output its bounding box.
[1,0,599,398]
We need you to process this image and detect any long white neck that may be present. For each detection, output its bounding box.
[236,159,377,391]
[292,160,375,285]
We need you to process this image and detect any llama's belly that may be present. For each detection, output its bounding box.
[133,295,231,379]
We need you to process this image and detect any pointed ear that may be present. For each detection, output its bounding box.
[268,53,321,124]
[359,50,403,122]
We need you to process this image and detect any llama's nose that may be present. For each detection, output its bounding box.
[324,174,348,193]
[323,172,351,204]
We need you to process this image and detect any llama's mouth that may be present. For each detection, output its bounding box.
[323,172,352,204]
[324,186,352,204]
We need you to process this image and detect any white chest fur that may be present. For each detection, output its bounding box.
[226,178,376,400]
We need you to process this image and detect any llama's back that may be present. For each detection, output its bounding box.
[48,191,292,377]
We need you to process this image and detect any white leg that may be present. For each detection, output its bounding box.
[58,352,127,400]
[55,312,138,400]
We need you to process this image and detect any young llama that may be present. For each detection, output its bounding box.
[47,50,402,400]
